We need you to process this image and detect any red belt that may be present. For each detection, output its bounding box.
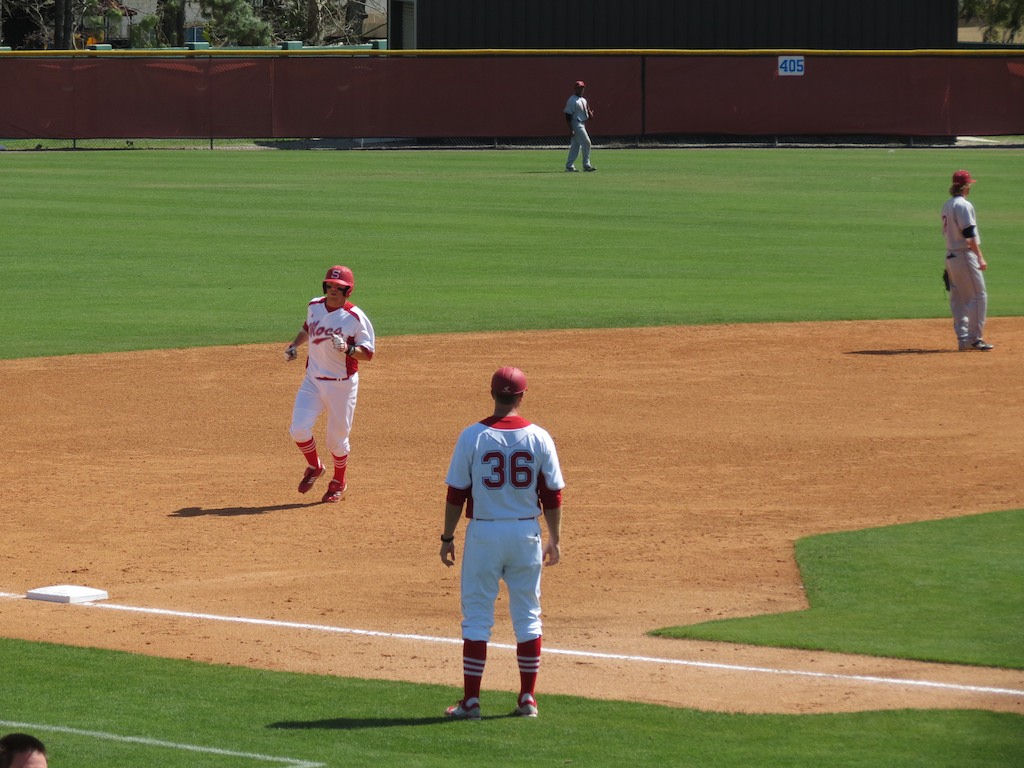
[475,517,538,522]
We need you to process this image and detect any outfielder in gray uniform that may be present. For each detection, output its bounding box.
[564,80,596,173]
[941,169,993,351]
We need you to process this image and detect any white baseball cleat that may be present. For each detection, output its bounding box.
[512,693,538,718]
[445,698,481,720]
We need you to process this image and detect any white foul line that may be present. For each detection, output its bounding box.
[0,720,323,768]
[3,592,1022,698]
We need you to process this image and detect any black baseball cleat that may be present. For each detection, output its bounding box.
[961,340,994,351]
[583,165,598,172]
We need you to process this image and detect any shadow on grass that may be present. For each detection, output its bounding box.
[170,503,317,517]
[268,716,454,730]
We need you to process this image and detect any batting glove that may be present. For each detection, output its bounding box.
[284,344,298,361]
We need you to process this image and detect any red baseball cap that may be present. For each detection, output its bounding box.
[491,366,528,396]
[575,80,586,88]
[952,170,977,185]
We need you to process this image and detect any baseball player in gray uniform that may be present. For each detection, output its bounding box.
[564,80,596,172]
[440,366,564,720]
[942,170,993,351]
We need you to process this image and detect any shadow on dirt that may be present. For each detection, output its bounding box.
[846,349,954,356]
[170,503,316,517]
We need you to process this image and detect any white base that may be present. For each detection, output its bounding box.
[26,585,109,604]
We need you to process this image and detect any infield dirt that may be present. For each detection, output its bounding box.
[2,319,1023,714]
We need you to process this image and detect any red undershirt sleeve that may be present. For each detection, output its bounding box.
[447,486,470,506]
[538,475,562,509]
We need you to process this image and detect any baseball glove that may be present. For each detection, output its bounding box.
[942,269,951,292]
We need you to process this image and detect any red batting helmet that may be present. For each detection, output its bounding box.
[491,366,528,396]
[323,265,354,292]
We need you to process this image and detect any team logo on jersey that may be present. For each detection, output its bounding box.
[309,320,346,344]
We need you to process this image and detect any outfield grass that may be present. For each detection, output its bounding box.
[653,510,1024,669]
[3,639,1021,768]
[1,149,1022,359]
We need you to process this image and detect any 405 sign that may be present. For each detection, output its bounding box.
[778,56,805,76]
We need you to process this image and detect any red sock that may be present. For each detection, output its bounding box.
[462,639,487,702]
[296,438,320,469]
[331,453,348,485]
[517,637,541,699]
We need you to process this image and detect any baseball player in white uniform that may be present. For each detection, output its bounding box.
[284,265,375,502]
[440,366,564,720]
[564,79,596,172]
[942,170,993,351]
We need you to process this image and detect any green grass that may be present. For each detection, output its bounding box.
[3,639,1021,768]
[654,510,1024,669]
[1,148,1022,358]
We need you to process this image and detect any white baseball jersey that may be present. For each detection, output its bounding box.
[942,196,980,256]
[303,298,375,380]
[445,416,564,520]
[564,94,591,127]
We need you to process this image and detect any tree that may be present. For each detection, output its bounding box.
[3,0,101,48]
[198,0,272,46]
[156,0,185,47]
[7,0,56,48]
[960,0,1024,43]
[344,0,365,33]
[257,0,368,45]
[1,0,378,48]
[54,0,71,47]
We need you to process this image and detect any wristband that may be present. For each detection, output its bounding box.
[440,534,455,543]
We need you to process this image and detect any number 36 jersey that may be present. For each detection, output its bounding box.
[445,415,565,520]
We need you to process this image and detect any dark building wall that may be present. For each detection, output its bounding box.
[410,0,957,50]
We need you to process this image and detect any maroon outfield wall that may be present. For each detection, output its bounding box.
[645,54,1024,136]
[0,52,1021,140]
